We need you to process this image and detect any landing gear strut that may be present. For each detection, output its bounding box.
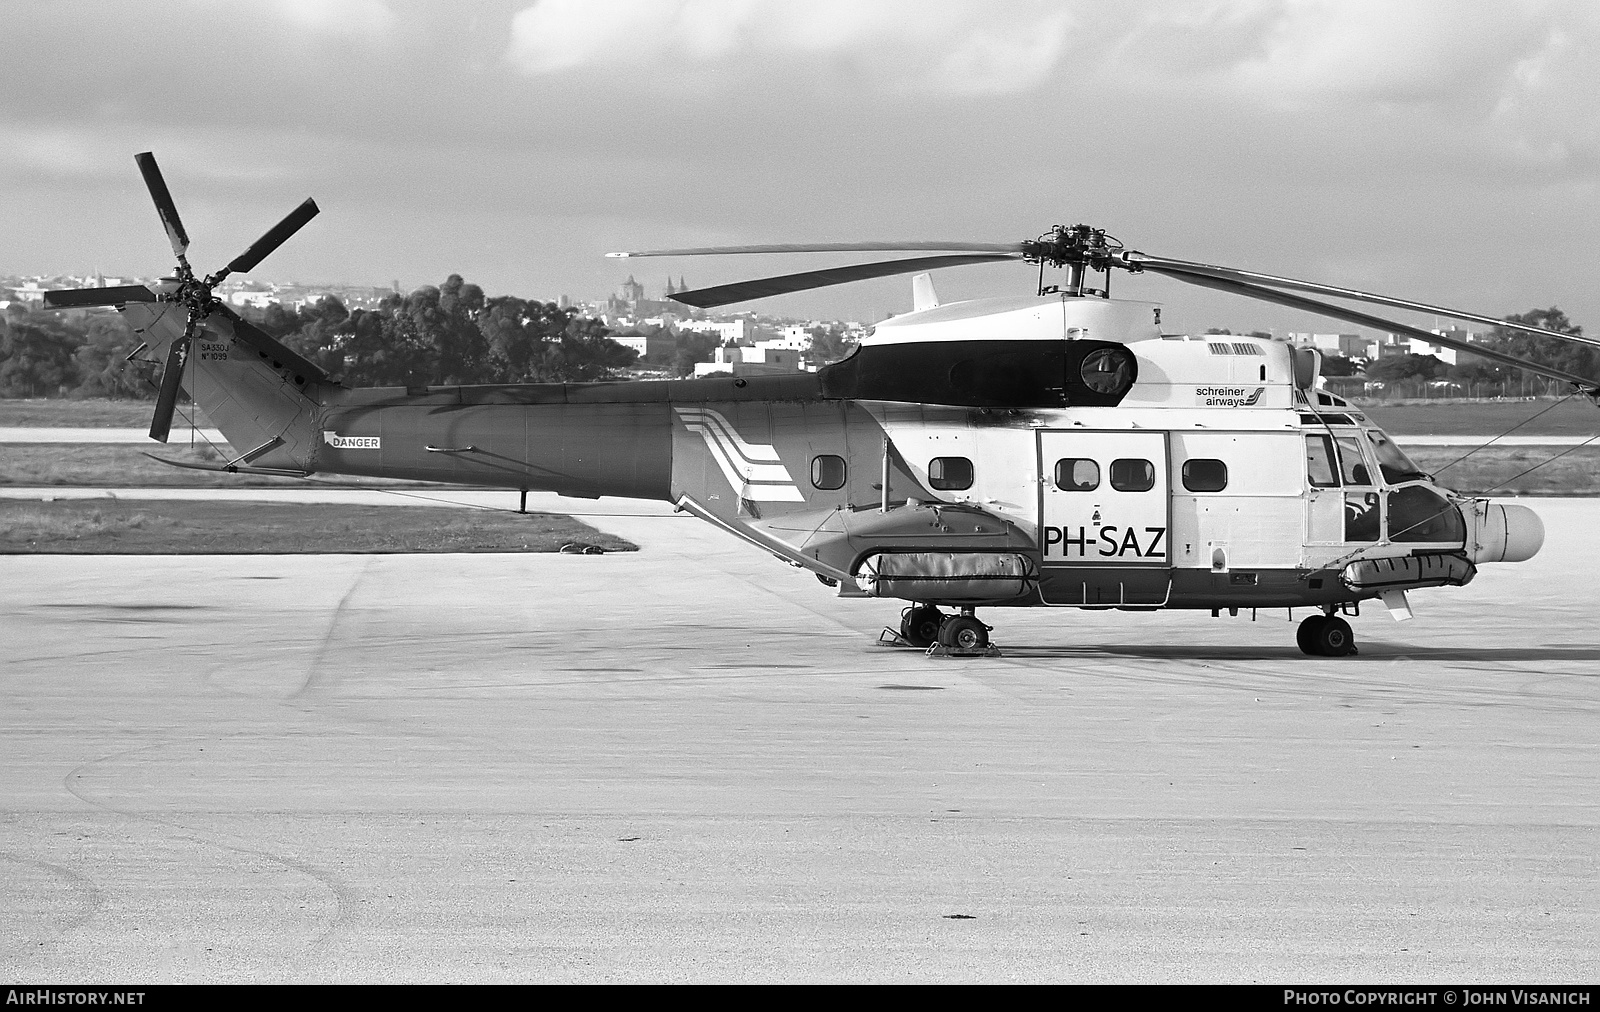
[1297,612,1357,657]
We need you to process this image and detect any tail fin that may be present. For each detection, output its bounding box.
[119,300,326,473]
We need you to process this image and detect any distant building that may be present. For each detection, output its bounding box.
[607,275,688,319]
[764,325,814,351]
[610,329,673,359]
[678,318,772,343]
[1407,337,1458,365]
[8,282,46,305]
[1289,332,1370,359]
[693,344,806,378]
[230,290,279,309]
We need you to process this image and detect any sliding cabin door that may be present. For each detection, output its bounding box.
[1037,430,1171,606]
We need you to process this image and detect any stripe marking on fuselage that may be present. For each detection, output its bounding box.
[676,407,806,502]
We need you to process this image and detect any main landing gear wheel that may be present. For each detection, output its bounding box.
[938,615,990,651]
[901,605,945,648]
[1297,614,1357,657]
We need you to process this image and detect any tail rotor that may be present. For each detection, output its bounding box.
[43,151,321,441]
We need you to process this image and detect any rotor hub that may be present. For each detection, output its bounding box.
[1020,224,1124,271]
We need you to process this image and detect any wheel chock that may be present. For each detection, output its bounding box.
[876,628,918,648]
[925,642,1003,659]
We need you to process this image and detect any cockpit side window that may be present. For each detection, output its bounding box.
[1305,434,1339,488]
[1366,429,1427,484]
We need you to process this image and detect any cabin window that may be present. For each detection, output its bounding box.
[1182,458,1228,492]
[811,454,846,491]
[1109,458,1155,492]
[1054,458,1100,491]
[1387,485,1465,543]
[1306,435,1339,488]
[928,456,973,491]
[1335,435,1372,486]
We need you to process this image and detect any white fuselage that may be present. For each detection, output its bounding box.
[860,294,1535,578]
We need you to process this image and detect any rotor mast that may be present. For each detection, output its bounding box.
[1021,224,1122,299]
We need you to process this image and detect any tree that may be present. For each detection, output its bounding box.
[808,324,855,364]
[1,275,637,396]
[1485,307,1596,385]
[1366,353,1445,385]
[1320,354,1360,377]
[1446,355,1506,387]
[70,313,149,398]
[278,296,350,377]
[0,315,78,397]
[477,295,544,380]
[671,331,720,378]
[527,311,635,382]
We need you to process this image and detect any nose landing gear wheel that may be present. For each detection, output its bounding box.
[901,605,945,648]
[1297,614,1357,656]
[938,615,990,651]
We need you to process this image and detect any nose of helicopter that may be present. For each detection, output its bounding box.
[1465,501,1545,564]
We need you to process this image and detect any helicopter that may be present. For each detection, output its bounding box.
[44,153,1599,658]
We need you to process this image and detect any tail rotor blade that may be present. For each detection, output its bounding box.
[43,285,157,309]
[135,152,191,260]
[222,198,320,277]
[149,322,194,443]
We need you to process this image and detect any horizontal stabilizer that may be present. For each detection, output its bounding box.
[142,452,310,478]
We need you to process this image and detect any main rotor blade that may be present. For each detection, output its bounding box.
[670,253,1020,309]
[134,152,190,260]
[42,285,156,309]
[609,241,1024,258]
[1140,262,1600,392]
[223,198,320,277]
[1122,252,1600,351]
[148,326,193,443]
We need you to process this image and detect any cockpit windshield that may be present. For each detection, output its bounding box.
[1364,429,1428,483]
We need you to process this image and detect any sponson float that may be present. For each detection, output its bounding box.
[47,157,1581,657]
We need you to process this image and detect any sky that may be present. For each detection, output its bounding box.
[2,0,1596,336]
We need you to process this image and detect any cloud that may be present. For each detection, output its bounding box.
[1091,1,1599,183]
[265,0,396,35]
[1225,0,1549,107]
[504,0,1072,95]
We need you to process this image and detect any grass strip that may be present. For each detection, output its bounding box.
[0,499,637,555]
[0,398,211,428]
